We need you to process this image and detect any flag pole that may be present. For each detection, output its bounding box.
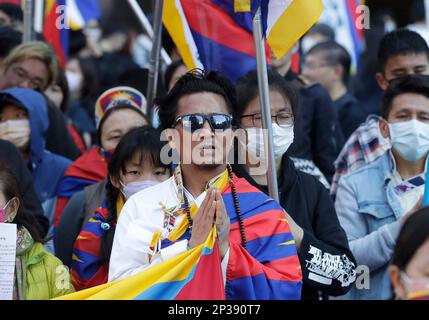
[144,0,165,125]
[33,0,45,34]
[127,0,172,66]
[23,0,35,43]
[252,8,280,202]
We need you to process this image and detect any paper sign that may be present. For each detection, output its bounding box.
[0,223,17,300]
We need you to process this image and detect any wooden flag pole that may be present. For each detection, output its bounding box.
[252,7,280,202]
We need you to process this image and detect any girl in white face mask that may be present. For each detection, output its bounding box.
[71,126,171,291]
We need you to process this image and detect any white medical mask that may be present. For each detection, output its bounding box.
[245,124,295,164]
[389,120,429,161]
[66,71,83,94]
[0,119,30,150]
[121,180,159,200]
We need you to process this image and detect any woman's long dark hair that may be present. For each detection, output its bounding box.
[100,126,171,263]
[0,162,43,243]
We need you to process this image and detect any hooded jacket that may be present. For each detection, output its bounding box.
[0,88,72,210]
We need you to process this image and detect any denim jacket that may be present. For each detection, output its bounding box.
[334,152,405,300]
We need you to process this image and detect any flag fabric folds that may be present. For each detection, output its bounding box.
[163,0,323,82]
[56,227,225,300]
[44,0,69,66]
[58,169,302,300]
[261,0,324,59]
[67,0,101,30]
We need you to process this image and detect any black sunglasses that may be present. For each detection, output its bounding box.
[174,113,233,132]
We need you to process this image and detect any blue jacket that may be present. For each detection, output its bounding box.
[334,152,404,300]
[0,88,72,210]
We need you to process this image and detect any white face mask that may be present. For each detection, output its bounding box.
[66,71,83,94]
[389,119,429,162]
[120,180,159,200]
[0,119,30,150]
[245,124,295,165]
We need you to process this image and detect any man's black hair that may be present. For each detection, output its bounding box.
[0,3,23,23]
[0,26,21,59]
[378,29,429,72]
[235,69,298,119]
[381,75,429,119]
[155,69,239,131]
[306,41,352,86]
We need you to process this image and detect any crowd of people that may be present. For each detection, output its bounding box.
[0,2,429,300]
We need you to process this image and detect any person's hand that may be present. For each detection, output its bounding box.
[283,210,304,253]
[188,188,217,249]
[214,189,230,259]
[402,196,423,225]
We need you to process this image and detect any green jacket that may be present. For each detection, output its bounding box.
[22,242,75,300]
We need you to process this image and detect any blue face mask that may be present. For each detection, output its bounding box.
[121,180,159,200]
[389,120,429,162]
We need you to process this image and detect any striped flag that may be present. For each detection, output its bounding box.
[43,0,69,66]
[56,227,225,300]
[163,0,323,82]
[261,0,324,59]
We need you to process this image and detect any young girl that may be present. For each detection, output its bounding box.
[0,162,74,300]
[71,126,171,291]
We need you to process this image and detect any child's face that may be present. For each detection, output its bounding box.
[0,104,28,121]
[120,153,170,186]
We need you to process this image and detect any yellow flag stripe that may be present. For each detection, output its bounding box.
[163,0,199,70]
[268,0,324,58]
[56,228,217,300]
[234,0,251,12]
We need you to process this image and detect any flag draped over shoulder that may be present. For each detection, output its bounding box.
[57,171,302,300]
[163,0,323,82]
[56,227,225,300]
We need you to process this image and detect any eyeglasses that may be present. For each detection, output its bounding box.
[240,111,294,127]
[174,113,233,132]
[8,66,46,90]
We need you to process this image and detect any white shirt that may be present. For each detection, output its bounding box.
[108,176,229,283]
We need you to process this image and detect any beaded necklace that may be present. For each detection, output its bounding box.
[182,164,247,249]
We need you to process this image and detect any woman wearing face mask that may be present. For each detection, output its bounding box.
[390,207,429,300]
[0,163,74,300]
[71,126,171,291]
[65,56,101,147]
[233,70,357,300]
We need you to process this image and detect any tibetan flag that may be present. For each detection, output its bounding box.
[261,0,324,59]
[163,0,267,83]
[67,0,101,30]
[56,227,225,300]
[44,0,69,67]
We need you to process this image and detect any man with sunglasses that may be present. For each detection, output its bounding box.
[108,70,303,300]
